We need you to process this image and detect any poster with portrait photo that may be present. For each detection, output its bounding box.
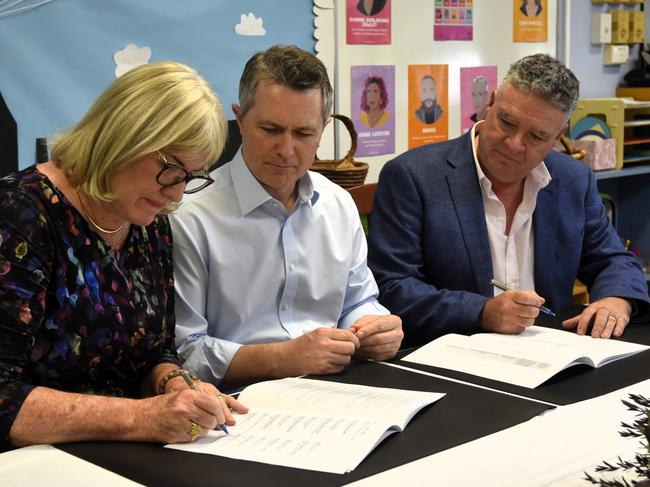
[351,65,395,157]
[434,0,473,41]
[460,66,497,134]
[408,64,448,149]
[513,0,547,42]
[346,0,391,44]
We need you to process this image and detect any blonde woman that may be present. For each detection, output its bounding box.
[0,62,246,450]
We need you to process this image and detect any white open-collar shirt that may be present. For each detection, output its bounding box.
[470,121,551,294]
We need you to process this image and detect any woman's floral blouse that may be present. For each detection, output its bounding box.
[0,166,180,447]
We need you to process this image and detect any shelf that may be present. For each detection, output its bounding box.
[623,120,650,128]
[622,100,650,109]
[617,87,650,101]
[595,164,650,180]
[623,137,650,145]
[623,154,650,164]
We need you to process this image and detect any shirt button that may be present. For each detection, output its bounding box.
[282,304,288,311]
[289,263,295,271]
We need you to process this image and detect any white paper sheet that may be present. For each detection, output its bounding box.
[0,444,142,487]
[403,326,648,388]
[343,378,650,487]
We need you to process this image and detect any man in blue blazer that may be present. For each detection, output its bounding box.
[368,54,649,348]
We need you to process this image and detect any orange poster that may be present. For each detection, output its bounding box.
[513,0,547,42]
[408,64,448,149]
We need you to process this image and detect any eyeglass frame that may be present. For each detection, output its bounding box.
[155,151,214,194]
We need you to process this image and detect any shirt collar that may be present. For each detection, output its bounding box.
[470,121,551,194]
[230,149,320,215]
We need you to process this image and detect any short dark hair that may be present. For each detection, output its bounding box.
[238,44,333,123]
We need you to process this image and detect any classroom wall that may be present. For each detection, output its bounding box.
[568,0,643,99]
[0,0,314,169]
[326,0,558,184]
[3,1,643,177]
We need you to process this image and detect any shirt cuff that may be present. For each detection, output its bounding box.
[338,301,390,329]
[179,335,243,385]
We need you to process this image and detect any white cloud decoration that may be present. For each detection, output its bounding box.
[113,44,152,78]
[235,12,266,36]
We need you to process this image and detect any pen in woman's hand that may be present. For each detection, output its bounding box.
[179,369,230,435]
[490,279,556,317]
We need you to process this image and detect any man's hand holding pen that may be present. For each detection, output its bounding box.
[481,280,549,334]
[480,289,545,334]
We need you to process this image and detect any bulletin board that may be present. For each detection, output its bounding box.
[0,0,314,169]
[317,0,558,183]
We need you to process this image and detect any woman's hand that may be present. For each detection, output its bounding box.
[137,387,248,443]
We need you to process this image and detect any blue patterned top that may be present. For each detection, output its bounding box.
[0,166,180,447]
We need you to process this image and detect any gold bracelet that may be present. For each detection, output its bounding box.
[157,368,198,395]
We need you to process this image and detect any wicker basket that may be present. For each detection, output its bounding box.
[311,114,369,189]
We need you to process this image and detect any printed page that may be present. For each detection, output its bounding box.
[166,408,398,474]
[403,326,648,388]
[475,326,648,367]
[237,378,445,429]
[166,379,445,473]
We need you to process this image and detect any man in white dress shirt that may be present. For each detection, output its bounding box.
[170,45,403,388]
[368,54,648,348]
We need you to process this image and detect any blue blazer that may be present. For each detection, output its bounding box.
[368,131,649,347]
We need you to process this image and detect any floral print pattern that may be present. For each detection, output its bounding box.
[0,166,179,447]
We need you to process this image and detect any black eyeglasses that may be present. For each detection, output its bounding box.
[156,151,214,194]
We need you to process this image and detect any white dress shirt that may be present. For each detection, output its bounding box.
[470,122,551,294]
[169,150,388,383]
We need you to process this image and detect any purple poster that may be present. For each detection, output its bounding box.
[460,65,498,134]
[434,0,473,41]
[351,65,395,157]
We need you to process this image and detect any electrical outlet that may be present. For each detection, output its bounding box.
[592,12,612,44]
[604,44,629,64]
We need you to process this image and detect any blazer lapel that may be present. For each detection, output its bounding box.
[533,177,559,297]
[446,134,493,296]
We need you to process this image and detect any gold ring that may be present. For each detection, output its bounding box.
[217,394,224,400]
[607,315,617,321]
[189,422,201,442]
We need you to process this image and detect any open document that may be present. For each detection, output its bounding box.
[166,378,444,474]
[402,326,649,388]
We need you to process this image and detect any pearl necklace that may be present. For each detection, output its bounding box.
[76,190,125,235]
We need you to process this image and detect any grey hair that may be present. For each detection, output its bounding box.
[238,44,333,124]
[500,53,579,116]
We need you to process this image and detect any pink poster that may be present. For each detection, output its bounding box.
[434,0,473,41]
[351,65,395,157]
[347,0,391,45]
[460,66,498,134]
